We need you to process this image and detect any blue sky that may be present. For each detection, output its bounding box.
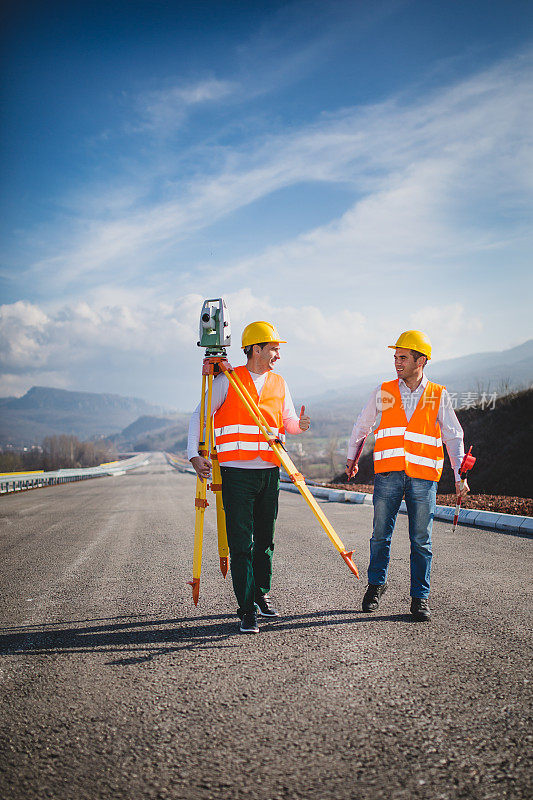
[1,0,532,409]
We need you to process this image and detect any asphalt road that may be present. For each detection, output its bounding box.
[0,453,531,800]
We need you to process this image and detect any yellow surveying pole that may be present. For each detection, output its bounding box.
[210,423,229,577]
[188,372,212,605]
[220,362,359,578]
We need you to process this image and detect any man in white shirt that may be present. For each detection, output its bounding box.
[189,321,310,634]
[346,330,469,621]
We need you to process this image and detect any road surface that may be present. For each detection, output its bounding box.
[0,453,531,799]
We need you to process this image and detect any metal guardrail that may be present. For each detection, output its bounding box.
[0,455,150,495]
[165,452,195,474]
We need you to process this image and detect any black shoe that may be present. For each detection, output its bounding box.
[362,583,387,612]
[255,594,279,618]
[239,611,259,634]
[410,598,431,621]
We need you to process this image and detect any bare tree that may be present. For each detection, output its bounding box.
[42,435,112,470]
[327,435,339,477]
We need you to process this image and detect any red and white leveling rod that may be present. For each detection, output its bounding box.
[346,435,368,480]
[452,446,476,532]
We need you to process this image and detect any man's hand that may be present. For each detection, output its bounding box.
[345,459,359,478]
[190,455,212,481]
[298,405,310,431]
[455,478,470,498]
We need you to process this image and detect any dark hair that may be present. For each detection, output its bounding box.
[410,349,427,366]
[244,341,268,358]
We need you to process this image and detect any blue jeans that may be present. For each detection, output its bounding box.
[369,471,437,599]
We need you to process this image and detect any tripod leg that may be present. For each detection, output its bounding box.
[188,374,211,605]
[270,441,359,578]
[210,426,229,577]
[189,475,207,605]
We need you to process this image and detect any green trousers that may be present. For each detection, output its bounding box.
[220,466,280,615]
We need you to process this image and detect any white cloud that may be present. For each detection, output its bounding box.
[0,289,526,409]
[136,79,236,132]
[410,303,483,360]
[3,51,532,403]
[0,295,198,379]
[0,292,382,401]
[22,49,532,300]
[0,302,51,370]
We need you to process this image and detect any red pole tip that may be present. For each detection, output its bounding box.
[187,579,200,606]
[219,557,228,578]
[340,550,359,579]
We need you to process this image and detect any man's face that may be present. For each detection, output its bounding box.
[394,347,422,380]
[256,342,280,370]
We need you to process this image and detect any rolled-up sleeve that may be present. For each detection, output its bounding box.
[187,374,229,460]
[282,380,303,435]
[347,386,380,461]
[438,389,465,481]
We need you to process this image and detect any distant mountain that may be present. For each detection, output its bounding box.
[0,386,170,446]
[117,415,179,440]
[306,339,533,421]
[108,414,190,452]
[4,340,531,449]
[427,339,533,395]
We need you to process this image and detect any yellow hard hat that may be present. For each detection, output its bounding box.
[241,321,287,349]
[389,330,432,360]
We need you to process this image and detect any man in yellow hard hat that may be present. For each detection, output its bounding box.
[188,321,310,633]
[345,330,469,621]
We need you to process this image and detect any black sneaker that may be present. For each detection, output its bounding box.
[410,598,431,622]
[255,594,279,618]
[362,583,387,612]
[239,611,259,634]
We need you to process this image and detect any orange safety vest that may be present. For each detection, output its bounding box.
[214,366,285,465]
[373,379,444,481]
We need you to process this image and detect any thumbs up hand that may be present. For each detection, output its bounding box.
[298,405,310,431]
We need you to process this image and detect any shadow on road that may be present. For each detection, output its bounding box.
[0,610,412,664]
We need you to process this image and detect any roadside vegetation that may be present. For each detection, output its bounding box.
[0,435,114,473]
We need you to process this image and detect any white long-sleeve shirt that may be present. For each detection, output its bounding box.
[187,369,303,469]
[347,374,465,481]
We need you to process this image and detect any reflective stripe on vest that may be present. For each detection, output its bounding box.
[375,427,406,440]
[373,379,445,481]
[214,423,285,441]
[213,366,285,464]
[217,441,273,454]
[374,448,405,461]
[405,452,444,471]
[404,431,442,447]
[214,424,286,454]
